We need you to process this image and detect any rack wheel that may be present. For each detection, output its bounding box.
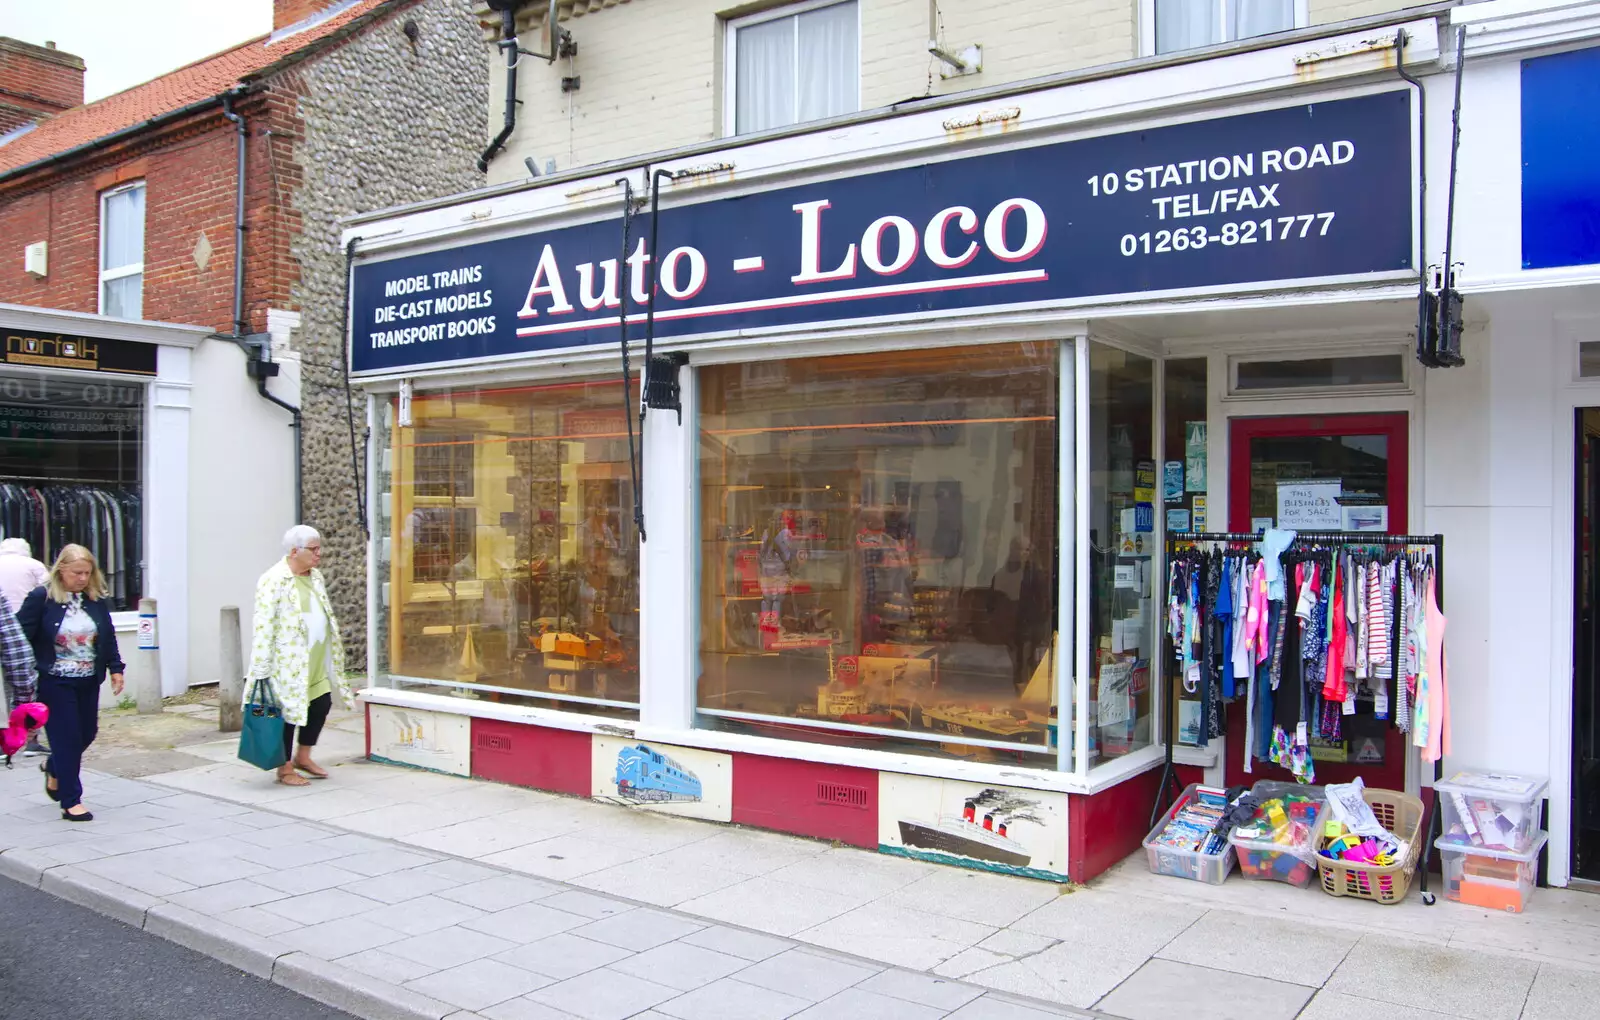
[1421,891,1436,906]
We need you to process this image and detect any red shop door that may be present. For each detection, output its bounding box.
[1223,413,1409,792]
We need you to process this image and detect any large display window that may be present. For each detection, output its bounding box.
[378,379,640,716]
[696,344,1060,765]
[1087,344,1156,764]
[0,370,144,610]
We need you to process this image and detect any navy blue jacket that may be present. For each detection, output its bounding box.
[16,586,125,682]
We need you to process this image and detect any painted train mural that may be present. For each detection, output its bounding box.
[613,744,704,803]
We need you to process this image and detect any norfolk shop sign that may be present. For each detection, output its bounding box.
[351,90,1412,375]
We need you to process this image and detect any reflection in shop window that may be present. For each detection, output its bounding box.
[379,380,639,718]
[698,344,1061,766]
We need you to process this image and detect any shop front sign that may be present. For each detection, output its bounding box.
[351,90,1413,374]
[1,330,158,376]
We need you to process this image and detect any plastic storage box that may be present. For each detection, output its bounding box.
[1229,782,1325,887]
[1143,784,1236,885]
[1434,770,1547,854]
[1435,831,1547,913]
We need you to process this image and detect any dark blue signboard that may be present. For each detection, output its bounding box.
[351,90,1412,374]
[1523,45,1600,270]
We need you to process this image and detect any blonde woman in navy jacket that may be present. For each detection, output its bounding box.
[17,544,124,821]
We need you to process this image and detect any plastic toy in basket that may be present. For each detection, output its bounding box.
[1228,791,1323,887]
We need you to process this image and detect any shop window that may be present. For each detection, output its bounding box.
[99,182,145,320]
[698,343,1060,766]
[1162,358,1210,744]
[378,380,640,717]
[1233,354,1405,393]
[727,0,859,136]
[1088,344,1155,764]
[1146,0,1299,55]
[0,371,144,610]
[1579,341,1600,379]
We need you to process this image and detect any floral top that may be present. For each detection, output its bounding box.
[50,595,97,678]
[246,559,350,726]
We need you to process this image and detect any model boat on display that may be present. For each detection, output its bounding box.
[916,702,1045,744]
[897,801,1033,867]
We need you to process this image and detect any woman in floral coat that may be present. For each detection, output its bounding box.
[248,525,353,786]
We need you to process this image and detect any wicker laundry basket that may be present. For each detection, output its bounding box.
[1315,788,1425,905]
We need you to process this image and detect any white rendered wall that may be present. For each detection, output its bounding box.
[185,338,298,692]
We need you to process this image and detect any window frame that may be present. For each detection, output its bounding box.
[722,0,862,138]
[98,181,147,319]
[1138,0,1310,57]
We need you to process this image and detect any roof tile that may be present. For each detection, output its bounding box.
[0,0,392,176]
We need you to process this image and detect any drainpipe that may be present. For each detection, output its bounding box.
[478,1,528,173]
[221,90,248,336]
[223,88,304,522]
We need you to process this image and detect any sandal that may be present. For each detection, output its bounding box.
[276,770,312,787]
[294,763,330,780]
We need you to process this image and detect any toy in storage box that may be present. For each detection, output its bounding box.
[1435,831,1547,913]
[1144,784,1235,885]
[1229,781,1325,888]
[1433,770,1547,855]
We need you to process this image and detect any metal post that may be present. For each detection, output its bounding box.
[133,597,162,714]
[219,605,243,733]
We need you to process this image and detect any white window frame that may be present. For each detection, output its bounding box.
[99,180,146,318]
[722,0,862,138]
[1138,0,1310,58]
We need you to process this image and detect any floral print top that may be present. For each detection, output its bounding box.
[50,595,97,678]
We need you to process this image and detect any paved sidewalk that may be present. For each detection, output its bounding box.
[0,754,1086,1019]
[8,703,1600,1020]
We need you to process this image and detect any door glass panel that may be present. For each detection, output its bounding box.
[1247,433,1389,533]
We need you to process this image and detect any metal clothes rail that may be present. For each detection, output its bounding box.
[1150,530,1449,904]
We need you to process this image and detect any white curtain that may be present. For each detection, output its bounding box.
[797,1,857,124]
[103,274,142,320]
[1231,0,1294,39]
[735,16,794,134]
[1155,0,1220,53]
[101,185,145,272]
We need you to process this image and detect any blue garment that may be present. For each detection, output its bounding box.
[1255,602,1281,760]
[15,586,124,683]
[1262,528,1297,602]
[1217,558,1236,699]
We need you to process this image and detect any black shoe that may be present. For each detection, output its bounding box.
[40,762,58,802]
[61,808,93,822]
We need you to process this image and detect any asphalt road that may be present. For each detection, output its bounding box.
[0,875,359,1020]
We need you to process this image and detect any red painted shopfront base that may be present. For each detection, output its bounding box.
[372,712,1181,884]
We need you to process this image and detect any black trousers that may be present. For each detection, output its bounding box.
[39,674,99,810]
[282,692,332,760]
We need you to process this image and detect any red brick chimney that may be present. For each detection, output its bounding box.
[0,38,85,135]
[274,0,347,32]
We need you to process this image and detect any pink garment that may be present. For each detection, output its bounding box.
[1244,561,1270,664]
[1,701,47,760]
[0,548,46,615]
[1424,572,1450,762]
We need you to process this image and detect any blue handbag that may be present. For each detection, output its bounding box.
[238,679,288,771]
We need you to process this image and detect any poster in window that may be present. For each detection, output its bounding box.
[1276,479,1342,529]
[878,772,1069,882]
[1185,421,1207,491]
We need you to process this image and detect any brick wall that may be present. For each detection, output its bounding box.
[0,37,85,134]
[1309,0,1432,26]
[0,98,297,335]
[490,0,1441,185]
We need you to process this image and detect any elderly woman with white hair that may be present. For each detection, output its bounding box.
[248,525,352,786]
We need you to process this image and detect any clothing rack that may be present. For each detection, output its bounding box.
[0,475,133,485]
[1151,530,1448,904]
